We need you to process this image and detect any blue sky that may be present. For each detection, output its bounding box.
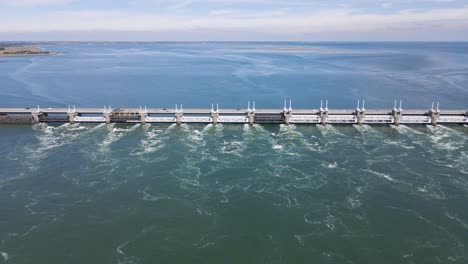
[0,0,467,41]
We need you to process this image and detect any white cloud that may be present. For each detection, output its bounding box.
[30,6,468,31]
[210,9,235,16]
[0,0,73,7]
[0,4,467,40]
[381,3,393,8]
[167,0,192,9]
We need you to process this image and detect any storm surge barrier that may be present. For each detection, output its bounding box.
[0,101,467,126]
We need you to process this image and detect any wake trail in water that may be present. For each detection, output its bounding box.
[8,58,66,105]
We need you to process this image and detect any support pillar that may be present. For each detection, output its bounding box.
[429,102,440,126]
[392,109,402,126]
[248,111,255,125]
[356,100,365,125]
[392,100,402,126]
[67,111,77,124]
[175,104,183,125]
[319,100,328,126]
[103,106,111,124]
[319,110,328,125]
[32,111,43,124]
[247,101,256,125]
[356,109,365,125]
[31,106,43,124]
[210,104,219,125]
[283,99,292,125]
[176,112,183,124]
[139,107,148,124]
[283,111,292,125]
[211,111,219,125]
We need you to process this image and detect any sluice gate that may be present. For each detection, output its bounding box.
[0,101,467,126]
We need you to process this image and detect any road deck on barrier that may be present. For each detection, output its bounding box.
[0,107,466,115]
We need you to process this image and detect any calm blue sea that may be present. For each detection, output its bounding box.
[0,42,467,264]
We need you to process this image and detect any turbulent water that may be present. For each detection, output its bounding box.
[0,42,467,264]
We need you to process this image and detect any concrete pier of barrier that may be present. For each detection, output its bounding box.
[0,100,467,126]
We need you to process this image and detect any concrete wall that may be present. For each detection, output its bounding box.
[0,115,33,124]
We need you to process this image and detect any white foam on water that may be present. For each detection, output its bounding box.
[427,125,464,152]
[303,206,345,232]
[294,234,305,246]
[385,206,451,236]
[139,189,173,202]
[178,126,206,152]
[363,169,398,183]
[100,124,140,150]
[383,139,415,149]
[286,195,300,208]
[0,252,7,262]
[202,123,215,133]
[23,123,87,170]
[322,161,338,169]
[242,123,251,132]
[444,211,468,230]
[353,124,375,133]
[272,144,283,150]
[91,123,106,130]
[454,151,468,174]
[21,225,38,237]
[242,123,276,150]
[304,213,321,225]
[199,241,216,248]
[272,125,318,156]
[392,125,425,135]
[417,186,429,193]
[116,241,127,255]
[252,124,268,133]
[436,125,467,138]
[414,181,447,200]
[166,123,178,130]
[24,199,46,215]
[172,162,202,190]
[346,195,363,209]
[221,140,244,156]
[131,126,167,156]
[317,124,346,137]
[323,214,337,230]
[70,125,86,131]
[196,207,213,216]
[116,240,140,264]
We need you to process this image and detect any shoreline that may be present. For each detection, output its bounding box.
[0,51,59,58]
[0,45,58,57]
